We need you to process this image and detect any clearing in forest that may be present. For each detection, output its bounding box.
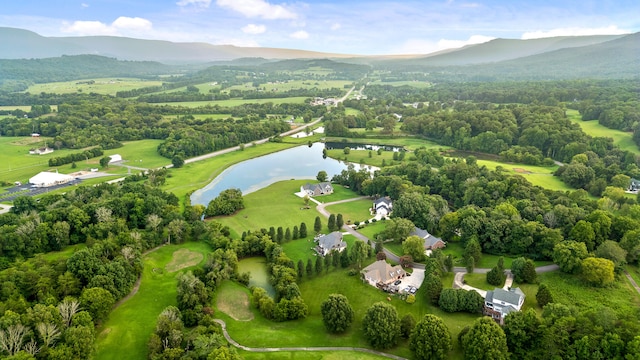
[165,248,203,272]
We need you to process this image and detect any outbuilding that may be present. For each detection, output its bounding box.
[108,154,123,163]
[29,171,74,188]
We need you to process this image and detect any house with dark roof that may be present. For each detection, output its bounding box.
[314,231,347,256]
[409,227,446,251]
[301,182,334,196]
[629,178,640,193]
[372,197,393,216]
[362,260,406,287]
[484,287,525,324]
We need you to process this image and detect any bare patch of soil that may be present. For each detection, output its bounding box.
[165,249,204,273]
[513,168,532,174]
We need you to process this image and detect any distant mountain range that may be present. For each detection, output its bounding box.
[0,27,638,81]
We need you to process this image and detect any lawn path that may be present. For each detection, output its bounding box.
[624,270,640,295]
[213,319,408,360]
[112,244,166,309]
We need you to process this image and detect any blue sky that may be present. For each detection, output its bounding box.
[1,0,638,55]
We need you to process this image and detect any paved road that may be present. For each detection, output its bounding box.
[213,319,407,360]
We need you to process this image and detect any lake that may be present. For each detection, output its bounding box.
[190,142,372,206]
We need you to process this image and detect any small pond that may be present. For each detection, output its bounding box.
[324,141,403,152]
[237,257,275,296]
[190,142,372,206]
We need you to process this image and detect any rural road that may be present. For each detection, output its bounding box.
[213,319,408,360]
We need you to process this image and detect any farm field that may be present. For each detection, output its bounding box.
[153,96,308,107]
[567,109,639,154]
[25,78,163,96]
[226,79,351,92]
[94,242,211,360]
[0,105,59,112]
[370,80,432,88]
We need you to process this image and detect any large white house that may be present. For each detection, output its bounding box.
[372,197,393,216]
[484,287,525,324]
[29,171,74,188]
[301,182,333,197]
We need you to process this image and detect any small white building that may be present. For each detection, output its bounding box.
[29,171,74,188]
[29,147,54,155]
[484,287,525,324]
[372,197,393,216]
[108,154,123,163]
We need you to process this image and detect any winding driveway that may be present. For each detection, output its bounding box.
[213,319,408,360]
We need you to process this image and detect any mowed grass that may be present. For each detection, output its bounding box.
[240,351,391,359]
[326,149,402,168]
[474,159,569,192]
[0,105,59,112]
[220,267,477,359]
[282,234,358,264]
[312,184,362,203]
[94,241,212,360]
[463,273,502,290]
[153,97,308,107]
[325,199,373,224]
[214,180,326,239]
[567,109,639,154]
[102,139,168,169]
[216,281,254,321]
[324,137,450,152]
[26,78,163,96]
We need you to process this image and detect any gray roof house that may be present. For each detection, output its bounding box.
[373,197,393,216]
[362,260,406,287]
[301,182,334,196]
[315,231,346,256]
[629,178,640,193]
[484,287,525,324]
[409,227,446,250]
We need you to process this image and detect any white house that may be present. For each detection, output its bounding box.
[314,232,347,256]
[108,154,123,163]
[29,171,74,188]
[484,287,525,324]
[372,197,393,216]
[29,147,54,155]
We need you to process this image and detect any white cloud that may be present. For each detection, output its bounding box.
[216,0,297,20]
[289,30,309,39]
[112,17,153,31]
[81,3,89,8]
[61,17,153,36]
[176,0,211,8]
[437,34,494,49]
[330,23,341,31]
[242,24,266,34]
[61,20,117,36]
[521,25,629,39]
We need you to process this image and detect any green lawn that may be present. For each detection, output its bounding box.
[345,107,363,116]
[94,241,212,360]
[567,109,640,154]
[26,78,163,96]
[326,149,403,168]
[153,97,308,107]
[324,137,450,152]
[463,273,501,290]
[312,184,362,203]
[240,351,391,359]
[325,199,372,224]
[103,139,168,169]
[214,180,327,239]
[356,221,387,240]
[0,105,59,112]
[441,242,552,269]
[473,159,569,192]
[220,267,476,359]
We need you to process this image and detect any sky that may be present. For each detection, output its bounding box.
[1,0,638,55]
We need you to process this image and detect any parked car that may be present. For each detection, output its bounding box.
[409,286,418,294]
[393,279,402,285]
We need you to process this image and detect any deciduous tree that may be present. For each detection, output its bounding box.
[461,317,509,360]
[362,302,400,349]
[409,314,452,360]
[320,294,354,333]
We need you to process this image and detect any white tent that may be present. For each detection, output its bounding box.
[108,154,123,163]
[29,172,74,188]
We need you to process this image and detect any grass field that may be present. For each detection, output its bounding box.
[103,139,167,169]
[355,221,387,241]
[345,107,363,116]
[240,351,391,359]
[0,105,59,112]
[219,267,477,359]
[216,281,255,321]
[370,80,432,88]
[324,136,450,151]
[214,180,327,239]
[324,199,372,224]
[474,159,570,192]
[567,109,639,154]
[153,97,308,107]
[312,184,362,203]
[537,270,640,314]
[441,242,552,269]
[94,242,212,360]
[25,78,163,96]
[463,273,502,290]
[326,148,402,168]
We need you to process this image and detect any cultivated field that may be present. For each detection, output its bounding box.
[152,96,308,107]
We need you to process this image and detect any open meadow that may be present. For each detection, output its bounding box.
[94,241,212,360]
[25,78,163,96]
[153,96,308,107]
[324,199,373,224]
[567,109,639,154]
